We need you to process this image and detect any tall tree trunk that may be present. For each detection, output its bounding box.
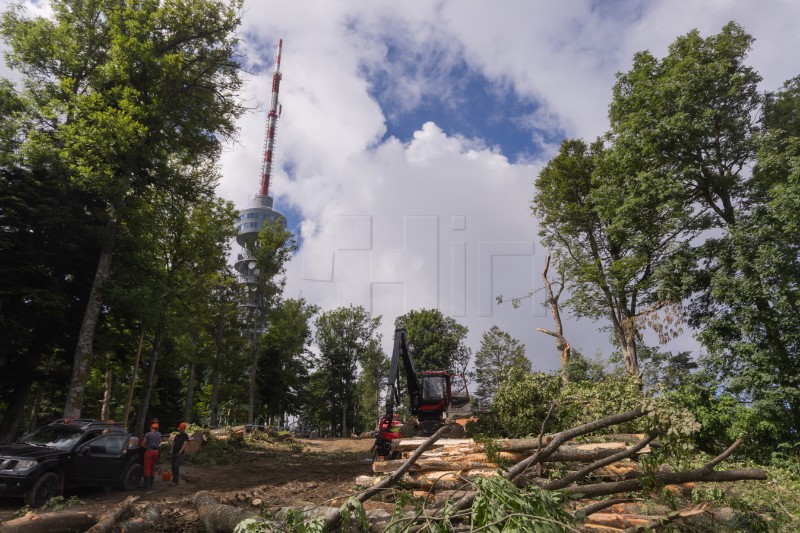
[210,322,223,428]
[341,399,348,437]
[64,208,123,419]
[134,329,163,436]
[183,330,200,422]
[122,331,145,430]
[614,317,640,378]
[100,369,113,420]
[247,335,259,425]
[27,388,43,433]
[184,360,196,422]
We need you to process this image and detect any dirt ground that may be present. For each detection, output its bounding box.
[0,437,375,531]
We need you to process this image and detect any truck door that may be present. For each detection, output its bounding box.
[70,434,128,484]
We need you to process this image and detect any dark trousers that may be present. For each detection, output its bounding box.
[171,453,184,483]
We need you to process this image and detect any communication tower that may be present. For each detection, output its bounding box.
[234,39,288,332]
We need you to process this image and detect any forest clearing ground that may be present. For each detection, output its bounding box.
[0,437,376,532]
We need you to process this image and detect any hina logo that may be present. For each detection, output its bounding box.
[301,215,545,317]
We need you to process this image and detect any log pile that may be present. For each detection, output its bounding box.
[362,411,767,532]
[374,436,649,491]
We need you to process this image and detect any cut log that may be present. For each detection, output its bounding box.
[86,495,139,533]
[399,468,501,490]
[586,513,659,528]
[394,437,649,455]
[324,423,455,531]
[208,427,244,442]
[376,445,648,474]
[544,434,656,491]
[117,503,162,533]
[373,458,500,473]
[194,491,260,532]
[185,431,204,455]
[392,438,474,451]
[0,510,97,533]
[622,502,710,533]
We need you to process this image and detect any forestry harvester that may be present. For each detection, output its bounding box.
[373,328,471,460]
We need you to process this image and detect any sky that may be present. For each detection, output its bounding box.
[4,0,800,372]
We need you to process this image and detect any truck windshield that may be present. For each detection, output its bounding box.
[18,427,83,451]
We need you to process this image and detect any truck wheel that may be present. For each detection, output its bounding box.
[120,463,143,491]
[25,472,62,508]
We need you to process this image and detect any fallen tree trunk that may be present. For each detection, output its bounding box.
[561,439,766,499]
[194,491,260,532]
[562,467,767,499]
[192,491,413,533]
[0,511,97,533]
[86,495,139,533]
[117,503,162,533]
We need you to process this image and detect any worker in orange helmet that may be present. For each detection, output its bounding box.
[141,422,161,491]
[170,422,191,486]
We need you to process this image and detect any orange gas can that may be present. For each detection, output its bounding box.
[162,470,172,482]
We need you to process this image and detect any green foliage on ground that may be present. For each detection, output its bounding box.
[11,495,84,519]
[471,476,573,532]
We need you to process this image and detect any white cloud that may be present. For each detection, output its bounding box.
[221,0,800,368]
[6,0,798,369]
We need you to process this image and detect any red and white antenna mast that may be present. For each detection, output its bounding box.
[260,38,283,197]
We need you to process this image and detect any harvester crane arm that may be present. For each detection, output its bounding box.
[383,328,418,425]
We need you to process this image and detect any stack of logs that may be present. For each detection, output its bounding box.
[364,432,763,532]
[372,435,648,493]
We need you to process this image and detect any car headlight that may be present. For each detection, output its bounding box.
[11,459,37,472]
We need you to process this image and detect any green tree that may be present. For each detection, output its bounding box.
[245,220,297,424]
[353,338,388,433]
[314,306,381,437]
[1,0,245,419]
[205,268,246,428]
[608,22,800,438]
[394,309,470,373]
[533,138,690,377]
[609,21,760,229]
[0,80,107,437]
[492,369,562,437]
[257,298,319,425]
[472,326,530,407]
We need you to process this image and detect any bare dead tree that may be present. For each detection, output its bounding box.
[537,251,572,384]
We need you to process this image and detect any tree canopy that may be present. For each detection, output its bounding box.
[395,308,470,374]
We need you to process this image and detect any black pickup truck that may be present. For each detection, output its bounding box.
[0,419,144,507]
